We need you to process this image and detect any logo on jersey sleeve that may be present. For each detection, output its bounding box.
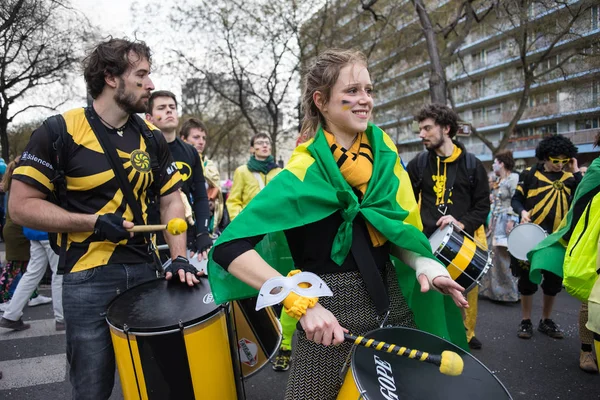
[175,161,192,181]
[131,150,151,173]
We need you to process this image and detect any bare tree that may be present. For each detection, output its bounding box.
[361,0,495,104]
[0,0,92,159]
[163,0,330,159]
[472,0,598,154]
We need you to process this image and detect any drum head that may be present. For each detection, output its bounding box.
[507,223,547,261]
[106,278,221,333]
[429,225,452,253]
[351,327,511,400]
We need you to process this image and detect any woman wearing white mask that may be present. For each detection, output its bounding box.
[480,151,520,302]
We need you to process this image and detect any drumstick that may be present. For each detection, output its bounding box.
[127,218,188,235]
[344,333,464,376]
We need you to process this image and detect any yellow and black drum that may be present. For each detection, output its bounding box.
[429,224,491,292]
[338,327,511,399]
[106,278,240,400]
[231,298,282,378]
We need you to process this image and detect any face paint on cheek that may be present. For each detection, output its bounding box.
[136,82,143,87]
[341,100,354,111]
[157,116,162,121]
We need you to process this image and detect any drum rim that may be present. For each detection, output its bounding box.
[105,278,224,334]
[462,253,493,293]
[349,326,512,399]
[429,224,454,254]
[507,223,547,261]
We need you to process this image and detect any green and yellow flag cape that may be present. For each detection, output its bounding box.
[208,123,467,349]
[529,156,600,301]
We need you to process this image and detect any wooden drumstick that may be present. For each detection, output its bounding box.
[127,218,188,235]
[344,333,464,376]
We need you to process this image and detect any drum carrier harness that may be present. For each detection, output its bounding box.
[43,108,163,274]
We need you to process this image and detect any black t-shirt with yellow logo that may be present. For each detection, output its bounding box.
[167,137,210,235]
[13,108,182,273]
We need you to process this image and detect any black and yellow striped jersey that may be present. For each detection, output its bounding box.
[13,108,182,273]
[512,164,581,234]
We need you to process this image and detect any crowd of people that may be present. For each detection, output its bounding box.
[0,37,598,399]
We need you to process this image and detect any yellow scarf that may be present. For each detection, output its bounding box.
[433,144,462,206]
[324,130,386,247]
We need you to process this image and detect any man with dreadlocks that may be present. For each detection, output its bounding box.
[511,134,582,340]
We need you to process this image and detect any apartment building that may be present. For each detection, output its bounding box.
[302,0,600,165]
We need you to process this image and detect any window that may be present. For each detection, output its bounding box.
[486,104,502,120]
[575,118,599,130]
[538,124,557,135]
[472,108,483,122]
[471,78,486,98]
[593,6,599,30]
[593,81,599,106]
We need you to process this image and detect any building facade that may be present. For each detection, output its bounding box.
[302,0,600,165]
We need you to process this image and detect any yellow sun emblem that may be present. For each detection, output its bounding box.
[131,150,151,173]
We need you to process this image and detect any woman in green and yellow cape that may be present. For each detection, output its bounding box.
[209,49,468,399]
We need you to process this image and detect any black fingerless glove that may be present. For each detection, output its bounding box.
[94,214,129,243]
[194,232,213,254]
[165,255,197,276]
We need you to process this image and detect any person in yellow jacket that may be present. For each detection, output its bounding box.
[227,133,282,220]
[227,133,295,371]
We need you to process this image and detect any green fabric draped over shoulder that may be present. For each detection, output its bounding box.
[208,123,467,349]
[529,157,600,301]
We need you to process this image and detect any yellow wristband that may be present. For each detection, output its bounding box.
[282,270,318,320]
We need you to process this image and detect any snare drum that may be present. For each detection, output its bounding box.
[106,278,240,400]
[429,224,492,292]
[507,223,547,261]
[337,327,512,400]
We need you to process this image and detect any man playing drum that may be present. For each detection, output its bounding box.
[406,103,490,350]
[8,38,201,400]
[511,135,581,340]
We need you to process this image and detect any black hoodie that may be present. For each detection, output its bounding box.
[406,141,490,238]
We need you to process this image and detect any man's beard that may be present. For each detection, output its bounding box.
[114,78,147,114]
[424,134,444,151]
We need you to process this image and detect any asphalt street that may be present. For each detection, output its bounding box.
[1,277,600,399]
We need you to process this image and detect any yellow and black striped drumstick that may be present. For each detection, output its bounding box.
[344,333,464,376]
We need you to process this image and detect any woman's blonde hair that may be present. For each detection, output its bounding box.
[299,49,368,140]
[1,156,21,192]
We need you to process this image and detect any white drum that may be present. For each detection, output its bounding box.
[507,223,547,261]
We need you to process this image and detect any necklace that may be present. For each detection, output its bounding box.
[97,113,129,137]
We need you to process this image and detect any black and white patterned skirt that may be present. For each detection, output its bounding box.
[284,263,416,400]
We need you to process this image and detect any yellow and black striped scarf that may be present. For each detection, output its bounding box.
[324,130,386,247]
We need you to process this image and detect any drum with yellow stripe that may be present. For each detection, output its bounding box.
[337,327,511,399]
[106,278,242,400]
[428,223,491,292]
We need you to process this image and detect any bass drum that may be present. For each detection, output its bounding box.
[338,327,512,400]
[106,278,242,400]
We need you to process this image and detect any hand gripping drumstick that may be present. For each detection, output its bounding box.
[344,333,464,376]
[127,218,188,235]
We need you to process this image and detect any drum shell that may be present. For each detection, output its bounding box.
[430,225,491,292]
[106,279,238,400]
[337,327,511,400]
[231,298,282,378]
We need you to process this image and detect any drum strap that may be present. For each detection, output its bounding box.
[350,218,390,315]
[85,107,164,274]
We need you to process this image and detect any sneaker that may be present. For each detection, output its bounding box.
[272,348,292,372]
[28,295,52,307]
[537,319,564,339]
[55,321,66,331]
[0,301,10,312]
[580,351,598,373]
[0,317,31,331]
[468,336,482,350]
[517,319,533,339]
